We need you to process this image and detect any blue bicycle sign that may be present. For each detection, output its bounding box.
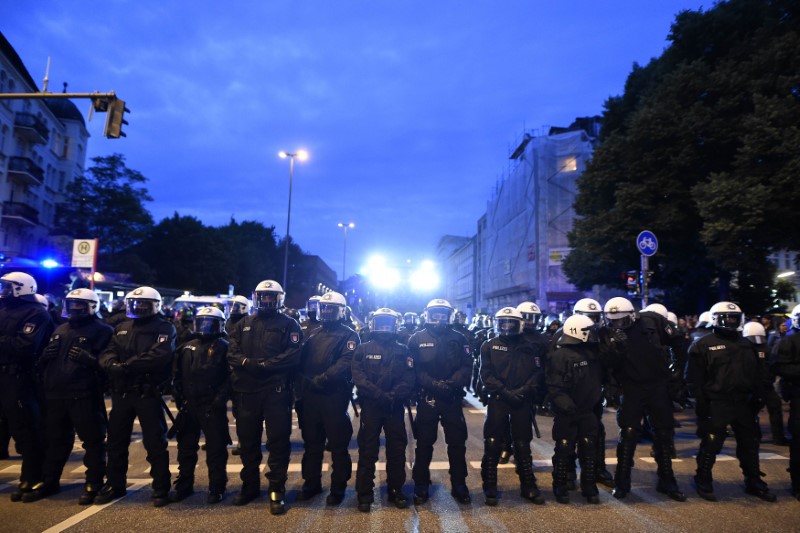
[636,230,658,256]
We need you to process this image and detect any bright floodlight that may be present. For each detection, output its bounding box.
[278,151,288,159]
[777,271,795,278]
[410,260,440,292]
[364,255,400,291]
[296,149,309,161]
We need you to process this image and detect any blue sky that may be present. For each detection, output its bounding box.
[5,1,709,281]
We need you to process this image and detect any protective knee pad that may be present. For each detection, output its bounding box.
[703,433,725,455]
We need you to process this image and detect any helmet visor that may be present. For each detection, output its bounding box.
[230,301,248,315]
[372,314,398,333]
[195,316,223,335]
[319,302,342,322]
[575,311,602,324]
[62,299,91,319]
[254,291,279,311]
[606,315,633,330]
[426,306,452,325]
[0,281,17,298]
[495,317,521,336]
[126,299,157,318]
[716,312,742,331]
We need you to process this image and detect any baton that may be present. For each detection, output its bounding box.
[529,406,541,439]
[406,402,417,440]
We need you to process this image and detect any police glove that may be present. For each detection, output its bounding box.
[610,329,627,344]
[431,380,455,396]
[310,374,329,391]
[107,361,128,379]
[500,388,525,407]
[68,346,96,367]
[242,358,267,370]
[42,341,60,361]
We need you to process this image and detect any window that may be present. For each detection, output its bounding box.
[560,156,578,172]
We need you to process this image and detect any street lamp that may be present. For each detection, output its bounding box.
[278,149,308,289]
[337,222,355,286]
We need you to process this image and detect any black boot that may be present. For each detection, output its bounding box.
[516,442,544,505]
[170,475,194,502]
[269,486,287,515]
[552,439,572,504]
[22,481,60,503]
[388,488,409,509]
[9,481,32,502]
[481,438,501,506]
[740,442,777,502]
[612,428,638,499]
[578,437,600,504]
[694,440,717,502]
[653,429,686,502]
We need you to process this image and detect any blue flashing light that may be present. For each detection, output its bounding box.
[40,259,60,269]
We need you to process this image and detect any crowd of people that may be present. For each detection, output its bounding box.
[0,269,797,517]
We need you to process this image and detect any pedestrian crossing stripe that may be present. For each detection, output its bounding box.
[141,462,417,475]
[468,409,486,414]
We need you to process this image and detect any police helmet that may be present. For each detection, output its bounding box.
[62,288,100,319]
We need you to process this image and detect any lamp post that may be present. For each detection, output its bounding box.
[337,222,355,287]
[278,149,308,290]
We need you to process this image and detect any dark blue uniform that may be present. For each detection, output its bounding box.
[771,327,800,499]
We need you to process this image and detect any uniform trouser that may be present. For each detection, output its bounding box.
[697,399,762,481]
[235,388,292,493]
[552,411,598,494]
[483,397,533,443]
[106,392,170,493]
[0,414,11,454]
[0,373,43,485]
[787,394,800,492]
[42,396,106,487]
[355,400,407,498]
[761,386,785,440]
[176,400,229,493]
[300,390,353,494]
[615,381,674,490]
[413,397,468,487]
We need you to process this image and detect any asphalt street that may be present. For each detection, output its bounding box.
[0,395,796,533]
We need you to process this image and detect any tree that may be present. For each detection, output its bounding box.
[216,219,281,295]
[56,153,154,270]
[563,0,800,313]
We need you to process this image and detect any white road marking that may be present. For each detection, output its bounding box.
[41,481,149,533]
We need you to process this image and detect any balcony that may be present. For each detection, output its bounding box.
[13,113,49,145]
[1,201,39,227]
[7,156,44,187]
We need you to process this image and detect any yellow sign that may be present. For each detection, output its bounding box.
[71,239,97,268]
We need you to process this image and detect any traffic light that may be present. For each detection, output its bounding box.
[626,270,640,296]
[104,98,129,138]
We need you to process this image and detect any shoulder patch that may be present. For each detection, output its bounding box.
[464,344,471,355]
[290,332,300,344]
[23,323,35,334]
[407,356,414,368]
[157,335,168,343]
[347,340,356,351]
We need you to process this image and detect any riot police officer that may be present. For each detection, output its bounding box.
[174,307,196,346]
[480,307,546,506]
[547,314,604,504]
[96,287,176,507]
[172,307,230,504]
[0,272,54,502]
[301,295,322,339]
[297,291,360,506]
[744,322,787,446]
[25,289,113,504]
[409,298,473,505]
[772,304,800,501]
[689,302,776,502]
[225,295,251,335]
[352,308,415,512]
[600,297,686,501]
[227,280,302,514]
[398,312,419,345]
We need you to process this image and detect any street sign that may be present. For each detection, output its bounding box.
[71,239,97,268]
[636,230,658,257]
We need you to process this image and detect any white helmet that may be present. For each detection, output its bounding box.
[229,295,251,316]
[34,294,48,309]
[253,280,285,312]
[517,301,543,329]
[667,311,678,327]
[709,301,744,332]
[742,321,767,345]
[697,311,712,328]
[643,303,668,320]
[125,286,162,318]
[194,306,226,336]
[603,297,635,330]
[494,307,523,336]
[318,291,347,322]
[561,314,596,344]
[370,307,401,334]
[425,299,454,326]
[0,272,37,299]
[790,304,800,330]
[306,295,322,319]
[573,298,603,323]
[62,288,100,319]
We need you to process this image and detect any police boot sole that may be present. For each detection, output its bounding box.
[657,485,687,502]
[269,501,287,515]
[94,488,127,504]
[695,488,716,502]
[413,492,429,505]
[326,493,344,506]
[611,488,628,500]
[357,502,371,512]
[78,492,97,505]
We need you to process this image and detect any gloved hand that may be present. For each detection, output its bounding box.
[68,346,96,366]
[42,342,60,361]
[242,358,267,370]
[551,396,577,415]
[431,380,455,396]
[610,329,627,344]
[500,388,525,407]
[377,392,394,411]
[310,374,329,391]
[107,361,128,379]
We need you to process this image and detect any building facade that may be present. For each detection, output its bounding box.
[0,32,89,266]
[439,119,599,317]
